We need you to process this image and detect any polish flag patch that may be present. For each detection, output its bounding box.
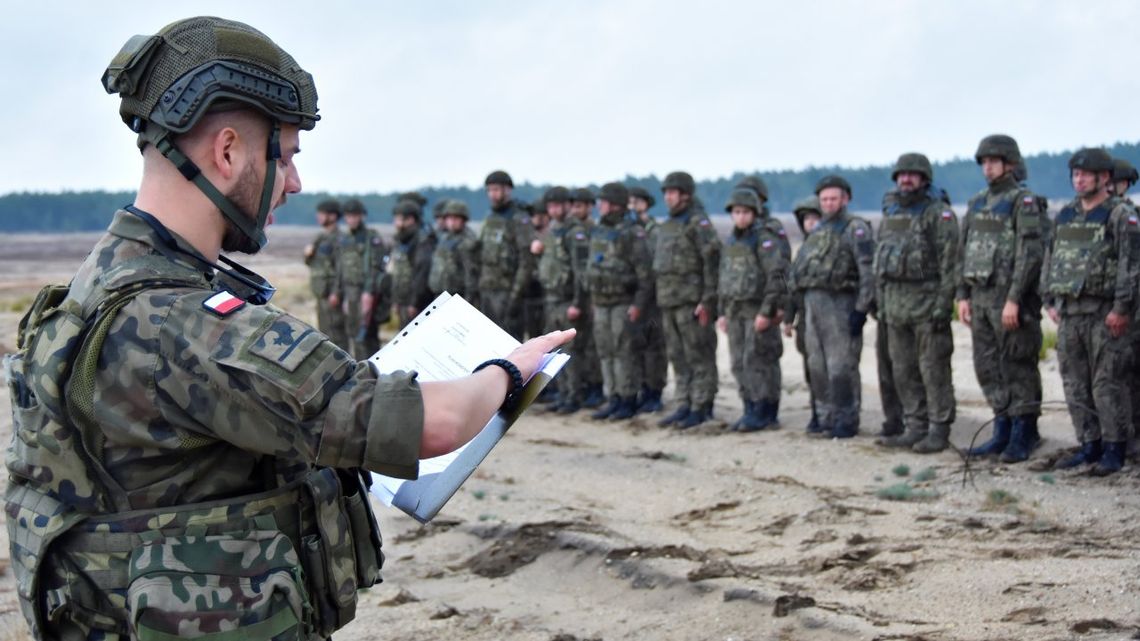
[203,291,246,316]
[1129,215,1139,226]
[941,210,953,220]
[1023,196,1035,205]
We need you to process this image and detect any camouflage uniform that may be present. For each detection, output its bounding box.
[390,225,437,327]
[7,211,421,640]
[631,215,668,408]
[537,215,582,407]
[304,225,349,349]
[477,199,535,340]
[567,213,605,407]
[791,206,875,436]
[719,191,789,430]
[429,227,480,298]
[337,223,391,359]
[875,185,959,451]
[1044,194,1140,462]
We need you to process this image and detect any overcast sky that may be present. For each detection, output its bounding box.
[2,0,1138,196]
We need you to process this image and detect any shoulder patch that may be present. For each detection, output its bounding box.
[854,227,866,238]
[1023,196,1035,205]
[249,315,325,373]
[941,210,953,221]
[575,232,586,240]
[777,228,786,236]
[371,237,383,246]
[761,239,774,250]
[1129,215,1139,226]
[203,291,246,316]
[698,218,710,227]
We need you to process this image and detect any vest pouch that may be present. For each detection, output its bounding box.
[963,217,1008,283]
[126,528,307,641]
[338,469,383,588]
[300,468,359,636]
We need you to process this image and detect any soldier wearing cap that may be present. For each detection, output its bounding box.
[784,197,824,431]
[873,153,959,453]
[716,189,789,431]
[477,170,536,340]
[1043,147,1140,475]
[390,198,437,328]
[958,135,1049,463]
[5,16,574,640]
[628,185,667,412]
[304,198,350,349]
[789,175,875,438]
[429,199,480,299]
[653,171,722,429]
[563,187,606,410]
[337,197,392,358]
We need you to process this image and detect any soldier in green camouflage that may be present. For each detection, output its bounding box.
[303,198,349,349]
[584,183,654,421]
[654,171,722,429]
[5,17,574,640]
[717,189,789,431]
[429,199,480,299]
[874,153,959,453]
[563,187,606,411]
[790,175,875,438]
[390,198,437,328]
[958,135,1048,463]
[533,186,579,409]
[1044,147,1140,475]
[522,199,550,340]
[477,170,536,340]
[628,185,667,412]
[1110,159,1140,457]
[735,175,792,260]
[338,198,392,358]
[784,197,823,432]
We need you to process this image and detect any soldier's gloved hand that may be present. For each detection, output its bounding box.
[847,310,867,337]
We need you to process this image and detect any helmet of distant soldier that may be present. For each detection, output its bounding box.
[440,200,470,219]
[392,199,420,219]
[343,198,367,215]
[571,187,595,203]
[485,170,514,188]
[398,191,428,207]
[724,189,761,213]
[793,196,822,227]
[317,198,342,217]
[734,175,769,202]
[661,171,696,195]
[974,134,1022,165]
[814,174,852,198]
[1068,148,1114,173]
[1113,158,1139,186]
[598,182,630,206]
[544,186,571,204]
[891,153,933,182]
[628,186,656,208]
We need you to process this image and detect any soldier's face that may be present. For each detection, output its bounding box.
[443,214,466,232]
[1071,168,1106,198]
[394,213,416,232]
[345,212,364,230]
[531,212,549,231]
[1114,180,1132,197]
[981,157,1007,183]
[663,188,684,210]
[597,200,615,216]
[803,213,821,234]
[486,184,510,207]
[220,124,302,254]
[818,187,848,217]
[895,171,924,193]
[316,211,338,229]
[570,201,591,219]
[629,196,650,214]
[730,206,755,229]
[547,201,567,220]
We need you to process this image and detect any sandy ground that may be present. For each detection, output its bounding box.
[1,225,1139,641]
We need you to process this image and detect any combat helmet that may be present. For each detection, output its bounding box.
[734,175,769,202]
[398,191,428,207]
[661,171,696,195]
[571,187,595,203]
[392,199,421,219]
[316,198,342,217]
[343,198,367,215]
[1113,158,1139,187]
[439,199,470,219]
[814,174,852,198]
[724,189,761,213]
[793,196,822,230]
[1068,148,1114,173]
[544,186,571,204]
[974,134,1022,165]
[891,153,933,182]
[598,182,630,207]
[102,17,319,252]
[628,186,656,208]
[485,170,514,188]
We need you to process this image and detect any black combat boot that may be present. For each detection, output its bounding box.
[609,396,637,421]
[582,384,605,409]
[805,411,825,434]
[998,415,1033,463]
[641,388,665,413]
[1054,440,1102,469]
[765,398,780,429]
[738,401,767,433]
[831,422,859,439]
[679,402,714,429]
[658,404,691,427]
[967,415,1011,458]
[591,396,621,420]
[878,420,904,439]
[730,401,753,431]
[555,397,581,414]
[1090,441,1125,476]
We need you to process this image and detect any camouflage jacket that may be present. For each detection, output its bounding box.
[390,226,437,309]
[477,200,536,299]
[337,224,390,296]
[305,226,341,298]
[789,209,875,313]
[759,206,792,261]
[429,227,479,298]
[956,174,1048,309]
[718,221,789,318]
[651,203,721,309]
[537,218,576,303]
[1043,195,1140,316]
[875,187,959,324]
[568,216,595,309]
[585,212,653,308]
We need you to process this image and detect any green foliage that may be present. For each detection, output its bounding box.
[471,489,486,500]
[985,489,1018,509]
[1038,473,1056,485]
[891,464,910,477]
[912,467,936,482]
[1040,328,1058,361]
[875,482,938,501]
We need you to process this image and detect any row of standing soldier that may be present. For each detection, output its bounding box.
[305,138,1140,475]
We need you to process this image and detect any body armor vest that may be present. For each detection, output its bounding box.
[792,217,859,291]
[538,224,574,301]
[1046,202,1117,298]
[586,221,637,302]
[429,230,472,296]
[875,197,938,283]
[478,208,520,289]
[719,228,766,302]
[961,189,1024,286]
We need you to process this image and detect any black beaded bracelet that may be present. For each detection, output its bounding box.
[473,358,524,413]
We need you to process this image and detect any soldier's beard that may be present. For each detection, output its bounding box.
[221,162,265,255]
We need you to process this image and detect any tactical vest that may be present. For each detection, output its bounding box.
[759,216,792,261]
[338,228,378,290]
[874,198,939,283]
[587,222,637,302]
[719,229,766,302]
[1045,202,1118,298]
[538,224,574,301]
[429,231,469,296]
[308,230,338,298]
[5,256,383,640]
[478,210,520,290]
[390,231,420,304]
[652,211,707,307]
[961,188,1035,286]
[792,217,860,292]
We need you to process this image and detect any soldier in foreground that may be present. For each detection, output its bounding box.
[958,135,1047,462]
[717,189,788,431]
[477,170,536,339]
[790,175,875,438]
[629,186,667,412]
[586,183,653,420]
[303,197,349,348]
[428,199,480,299]
[339,197,392,358]
[390,198,437,327]
[785,197,823,432]
[1044,148,1140,475]
[654,171,721,429]
[6,16,573,640]
[874,153,959,453]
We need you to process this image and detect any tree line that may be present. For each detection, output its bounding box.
[3,141,1138,232]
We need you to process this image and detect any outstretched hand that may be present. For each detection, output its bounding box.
[506,329,576,380]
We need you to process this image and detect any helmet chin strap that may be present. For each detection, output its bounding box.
[139,120,280,252]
